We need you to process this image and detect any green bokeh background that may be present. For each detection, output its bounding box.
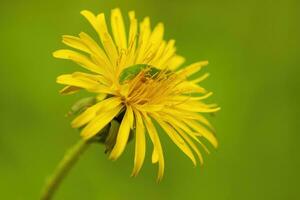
[1,0,299,199]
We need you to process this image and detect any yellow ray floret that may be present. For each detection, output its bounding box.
[54,8,220,181]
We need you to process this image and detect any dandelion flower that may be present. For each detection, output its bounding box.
[54,8,220,181]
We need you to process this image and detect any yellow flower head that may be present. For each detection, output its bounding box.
[54,8,220,181]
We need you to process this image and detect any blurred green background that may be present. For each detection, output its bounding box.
[0,0,299,199]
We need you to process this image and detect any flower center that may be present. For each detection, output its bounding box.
[120,67,180,109]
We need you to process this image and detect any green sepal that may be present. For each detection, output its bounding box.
[67,97,96,116]
[104,120,120,153]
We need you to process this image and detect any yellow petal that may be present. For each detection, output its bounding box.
[189,92,213,100]
[62,35,90,53]
[156,39,176,68]
[134,104,164,112]
[170,110,215,131]
[183,119,218,148]
[176,101,221,113]
[81,10,118,65]
[81,105,123,140]
[150,23,164,45]
[160,113,201,143]
[128,11,137,46]
[72,72,110,86]
[59,86,81,95]
[173,126,204,165]
[152,149,159,163]
[135,17,151,63]
[150,41,166,66]
[145,23,164,60]
[124,11,138,68]
[131,109,146,176]
[152,114,197,166]
[80,10,100,33]
[143,113,164,182]
[56,74,98,89]
[53,49,104,74]
[97,13,119,65]
[79,32,112,69]
[177,61,209,77]
[72,97,122,128]
[176,81,207,94]
[111,8,127,50]
[192,113,215,131]
[170,92,213,102]
[166,55,185,70]
[96,93,107,101]
[56,72,112,95]
[160,113,211,154]
[109,106,134,160]
[191,73,210,83]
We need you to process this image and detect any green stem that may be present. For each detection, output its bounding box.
[40,140,90,200]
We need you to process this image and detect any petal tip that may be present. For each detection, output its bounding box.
[80,10,92,15]
[52,50,60,58]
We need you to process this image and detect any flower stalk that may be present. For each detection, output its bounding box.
[40,140,90,200]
